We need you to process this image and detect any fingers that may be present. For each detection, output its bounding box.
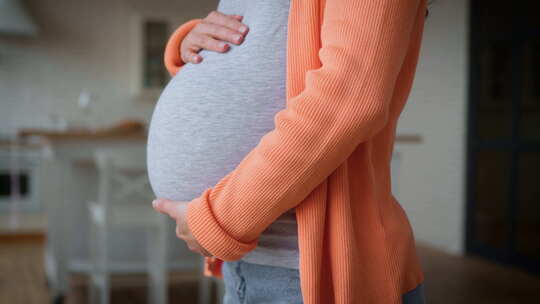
[205,10,249,38]
[182,48,203,64]
[184,236,213,257]
[189,30,232,54]
[153,199,212,258]
[152,198,183,219]
[175,224,185,239]
[180,10,249,64]
[197,22,245,46]
[173,219,213,257]
[175,220,191,239]
[231,15,243,22]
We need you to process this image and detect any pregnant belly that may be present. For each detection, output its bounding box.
[146,46,286,201]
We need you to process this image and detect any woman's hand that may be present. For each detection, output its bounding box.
[152,198,213,257]
[180,10,250,64]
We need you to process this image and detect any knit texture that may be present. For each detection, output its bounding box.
[163,0,428,302]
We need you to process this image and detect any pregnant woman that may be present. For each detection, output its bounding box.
[150,0,429,303]
[148,0,302,302]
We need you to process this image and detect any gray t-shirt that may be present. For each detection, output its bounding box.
[146,0,298,269]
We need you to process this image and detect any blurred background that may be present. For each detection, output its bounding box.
[0,0,539,303]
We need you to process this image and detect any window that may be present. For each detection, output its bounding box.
[142,20,170,89]
[129,13,185,100]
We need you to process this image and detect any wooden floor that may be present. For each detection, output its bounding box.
[0,237,539,303]
[419,245,540,304]
[0,236,214,304]
[0,236,50,303]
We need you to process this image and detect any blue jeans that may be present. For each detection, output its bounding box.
[221,260,303,304]
[221,260,426,304]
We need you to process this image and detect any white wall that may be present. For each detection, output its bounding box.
[0,0,217,135]
[396,0,469,255]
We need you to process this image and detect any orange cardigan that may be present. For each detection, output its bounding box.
[163,0,427,302]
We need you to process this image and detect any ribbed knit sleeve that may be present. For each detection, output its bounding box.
[183,0,423,261]
[163,18,203,76]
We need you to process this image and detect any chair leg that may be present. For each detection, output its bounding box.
[88,216,97,304]
[88,206,109,304]
[198,257,213,304]
[216,278,225,304]
[147,219,168,304]
[89,273,109,304]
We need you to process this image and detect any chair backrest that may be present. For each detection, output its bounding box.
[94,146,154,207]
[94,146,147,172]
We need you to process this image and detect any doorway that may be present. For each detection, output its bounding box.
[466,1,540,274]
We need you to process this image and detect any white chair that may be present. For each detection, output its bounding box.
[87,146,168,304]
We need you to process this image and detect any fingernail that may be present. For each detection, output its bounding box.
[239,25,248,34]
[219,41,227,49]
[152,200,157,207]
[234,34,242,42]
